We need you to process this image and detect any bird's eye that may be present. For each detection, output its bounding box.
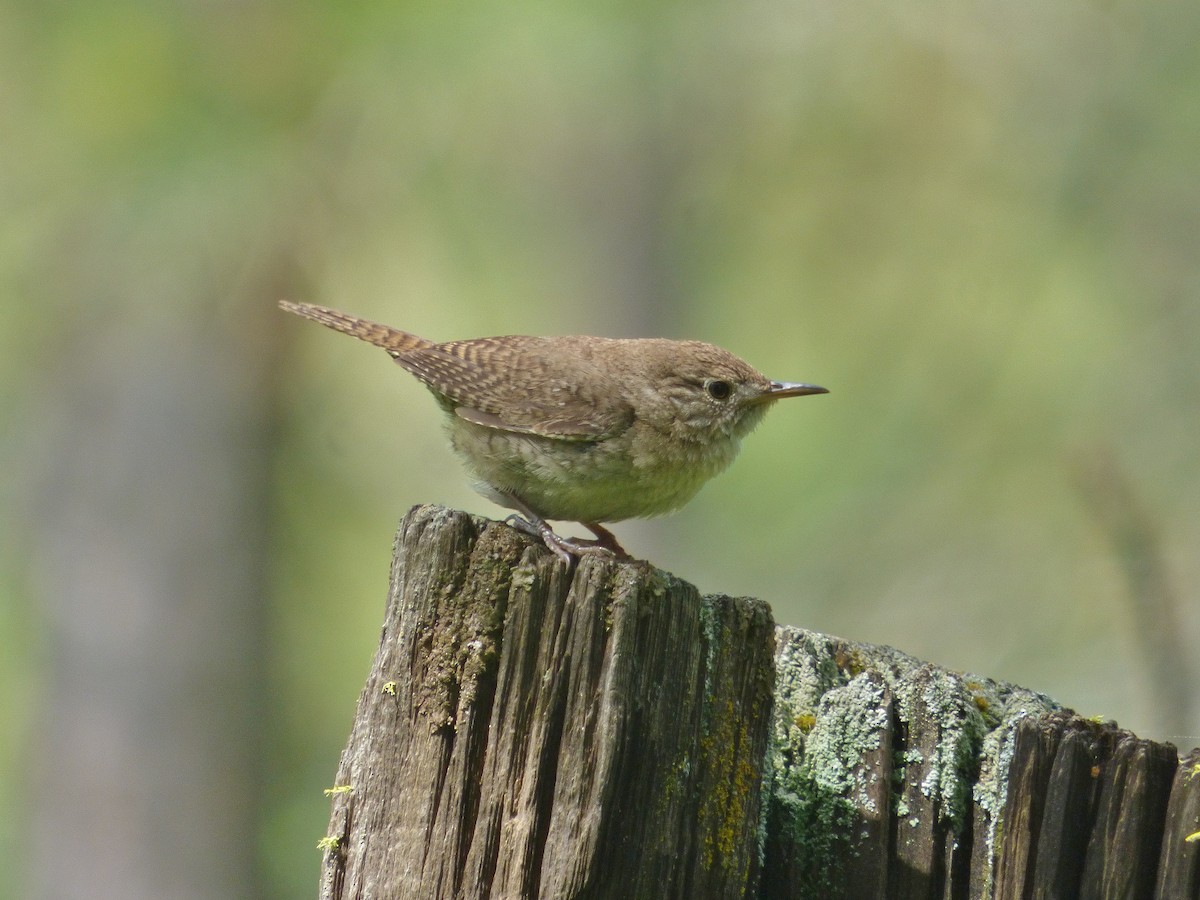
[705,379,733,401]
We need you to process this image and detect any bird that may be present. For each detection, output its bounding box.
[280,300,827,562]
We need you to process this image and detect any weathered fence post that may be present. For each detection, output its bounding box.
[317,505,1200,899]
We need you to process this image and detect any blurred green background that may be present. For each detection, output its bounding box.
[2,0,1197,896]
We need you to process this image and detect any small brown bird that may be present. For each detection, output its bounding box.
[280,301,827,562]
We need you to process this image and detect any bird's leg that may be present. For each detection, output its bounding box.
[502,514,619,564]
[498,494,617,564]
[582,522,630,558]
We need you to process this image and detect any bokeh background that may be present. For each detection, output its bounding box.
[2,0,1197,896]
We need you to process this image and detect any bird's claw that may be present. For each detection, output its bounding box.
[503,515,622,565]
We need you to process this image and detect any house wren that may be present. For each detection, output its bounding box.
[280,301,827,562]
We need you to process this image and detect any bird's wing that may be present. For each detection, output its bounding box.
[394,338,634,441]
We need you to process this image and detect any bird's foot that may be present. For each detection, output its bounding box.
[582,522,630,558]
[503,515,625,565]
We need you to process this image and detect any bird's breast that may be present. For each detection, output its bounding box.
[445,415,744,523]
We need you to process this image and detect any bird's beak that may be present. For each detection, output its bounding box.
[764,381,829,400]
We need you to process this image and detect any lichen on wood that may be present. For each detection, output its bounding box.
[317,505,1198,900]
[320,505,776,899]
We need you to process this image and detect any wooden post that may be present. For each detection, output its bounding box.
[318,505,1200,899]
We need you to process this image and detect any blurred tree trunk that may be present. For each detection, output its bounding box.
[27,300,281,899]
[1073,449,1195,742]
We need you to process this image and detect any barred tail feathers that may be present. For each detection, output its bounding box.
[278,301,433,356]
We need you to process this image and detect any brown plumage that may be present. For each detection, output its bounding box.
[281,301,635,440]
[280,300,827,562]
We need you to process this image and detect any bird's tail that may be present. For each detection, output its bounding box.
[279,301,434,357]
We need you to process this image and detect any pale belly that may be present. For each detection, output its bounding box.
[447,419,742,523]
